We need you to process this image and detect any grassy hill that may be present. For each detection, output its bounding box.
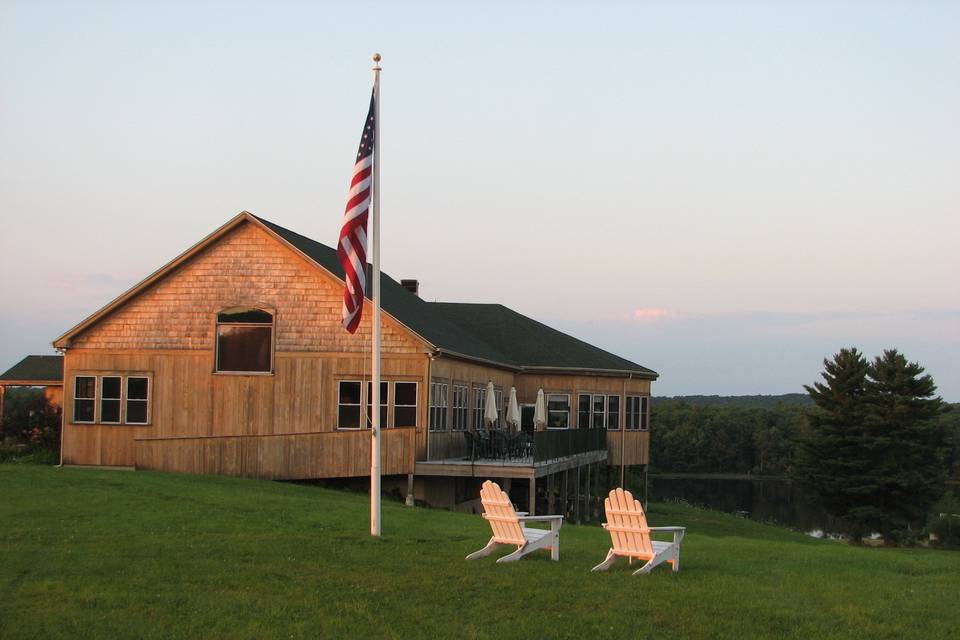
[1,466,958,639]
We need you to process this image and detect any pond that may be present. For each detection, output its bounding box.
[648,475,959,537]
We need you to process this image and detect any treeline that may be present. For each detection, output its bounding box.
[650,395,960,479]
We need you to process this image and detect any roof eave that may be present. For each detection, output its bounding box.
[518,365,659,380]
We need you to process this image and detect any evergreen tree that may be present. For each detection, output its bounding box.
[795,347,873,538]
[861,349,946,540]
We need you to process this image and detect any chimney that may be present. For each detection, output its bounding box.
[400,279,420,297]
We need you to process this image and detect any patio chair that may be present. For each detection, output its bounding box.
[592,488,685,575]
[466,480,563,563]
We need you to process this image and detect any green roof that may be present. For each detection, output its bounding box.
[257,216,656,378]
[0,355,64,383]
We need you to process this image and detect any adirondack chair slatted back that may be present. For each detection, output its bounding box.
[479,480,525,546]
[604,488,654,557]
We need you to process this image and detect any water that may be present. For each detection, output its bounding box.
[649,475,844,536]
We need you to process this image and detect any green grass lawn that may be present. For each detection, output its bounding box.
[1,465,958,639]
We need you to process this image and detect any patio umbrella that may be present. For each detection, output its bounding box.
[534,388,546,429]
[506,387,521,432]
[484,381,498,428]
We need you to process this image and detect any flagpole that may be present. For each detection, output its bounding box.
[370,52,382,537]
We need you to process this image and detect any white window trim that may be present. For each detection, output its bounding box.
[452,384,469,431]
[73,375,97,424]
[98,375,122,425]
[607,394,621,431]
[393,381,418,428]
[365,380,390,429]
[546,393,571,430]
[592,394,608,430]
[124,375,152,425]
[337,379,363,430]
[625,395,648,431]
[576,392,591,428]
[473,385,487,429]
[429,380,449,431]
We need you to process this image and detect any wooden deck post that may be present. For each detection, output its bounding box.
[528,477,536,516]
[0,385,5,435]
[575,466,581,524]
[405,473,415,506]
[585,462,592,521]
[562,469,569,520]
[547,473,555,514]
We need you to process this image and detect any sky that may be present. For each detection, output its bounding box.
[1,1,957,399]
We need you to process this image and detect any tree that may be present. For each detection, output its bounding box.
[860,349,946,540]
[795,347,874,539]
[797,348,948,543]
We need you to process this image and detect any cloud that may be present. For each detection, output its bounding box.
[628,307,673,321]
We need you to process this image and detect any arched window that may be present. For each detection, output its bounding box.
[215,307,274,373]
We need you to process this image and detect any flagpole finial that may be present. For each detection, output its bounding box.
[372,53,382,70]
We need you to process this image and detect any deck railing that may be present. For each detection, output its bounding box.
[533,428,607,463]
[425,428,606,464]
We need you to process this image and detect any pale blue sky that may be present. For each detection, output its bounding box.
[1,1,957,398]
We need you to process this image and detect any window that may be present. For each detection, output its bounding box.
[592,394,607,429]
[452,384,469,430]
[100,376,121,424]
[73,374,150,425]
[577,394,591,428]
[607,395,620,431]
[338,381,362,429]
[626,395,649,430]
[394,382,417,427]
[215,307,274,373]
[74,376,96,423]
[366,381,388,428]
[429,381,448,431]
[473,386,487,429]
[126,377,150,425]
[494,388,504,429]
[547,394,570,429]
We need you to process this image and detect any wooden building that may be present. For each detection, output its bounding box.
[0,355,64,427]
[53,212,657,513]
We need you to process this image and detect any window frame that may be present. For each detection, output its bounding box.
[546,393,571,430]
[124,376,151,425]
[607,394,621,431]
[593,394,608,429]
[429,380,449,431]
[73,375,97,424]
[365,380,389,429]
[99,375,122,425]
[451,384,469,431]
[473,385,487,429]
[393,381,418,428]
[577,393,591,428]
[626,395,649,431]
[214,307,275,375]
[337,380,363,430]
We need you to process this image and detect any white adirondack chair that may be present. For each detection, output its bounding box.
[592,487,685,575]
[466,480,563,563]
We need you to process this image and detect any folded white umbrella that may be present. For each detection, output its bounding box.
[506,387,521,432]
[534,388,546,429]
[484,380,498,428]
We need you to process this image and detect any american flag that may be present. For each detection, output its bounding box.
[338,91,376,333]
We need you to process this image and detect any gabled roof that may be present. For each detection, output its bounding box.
[53,212,657,378]
[429,303,658,377]
[0,355,64,384]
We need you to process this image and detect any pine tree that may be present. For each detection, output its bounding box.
[796,347,873,538]
[861,349,946,541]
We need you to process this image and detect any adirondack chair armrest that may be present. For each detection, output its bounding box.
[648,526,686,544]
[518,515,563,523]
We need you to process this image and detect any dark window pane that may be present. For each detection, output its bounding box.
[75,376,95,399]
[394,382,417,406]
[128,377,149,400]
[100,399,121,423]
[547,410,568,429]
[217,326,272,372]
[127,400,148,424]
[547,395,569,411]
[102,376,121,399]
[395,406,417,427]
[338,405,361,429]
[217,308,273,324]
[75,399,95,422]
[339,381,361,405]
